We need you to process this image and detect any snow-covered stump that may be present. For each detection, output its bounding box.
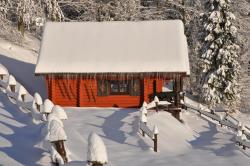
[0,65,8,81]
[51,105,68,120]
[8,75,16,93]
[34,92,43,112]
[17,85,27,102]
[47,112,68,164]
[87,132,108,166]
[43,99,54,121]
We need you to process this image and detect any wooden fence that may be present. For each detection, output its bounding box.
[184,103,250,150]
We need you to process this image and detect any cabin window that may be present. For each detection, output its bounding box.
[162,80,174,92]
[97,79,140,96]
[110,81,129,95]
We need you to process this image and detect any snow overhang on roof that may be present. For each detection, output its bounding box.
[35,20,190,75]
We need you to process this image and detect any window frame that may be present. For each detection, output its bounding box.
[109,80,130,95]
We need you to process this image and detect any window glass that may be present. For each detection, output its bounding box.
[110,81,129,95]
[162,80,174,92]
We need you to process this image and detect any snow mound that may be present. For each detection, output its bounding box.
[148,112,195,153]
[87,132,108,164]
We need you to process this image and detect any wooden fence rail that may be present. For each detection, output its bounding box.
[184,103,250,150]
[139,121,159,152]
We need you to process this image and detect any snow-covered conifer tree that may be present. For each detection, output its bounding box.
[16,0,36,36]
[199,0,241,109]
[44,0,64,22]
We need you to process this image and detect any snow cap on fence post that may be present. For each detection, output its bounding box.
[141,113,147,123]
[153,125,159,135]
[141,106,147,116]
[142,101,148,108]
[154,96,159,103]
[33,93,42,112]
[43,99,54,114]
[51,105,68,120]
[241,134,247,141]
[87,132,108,165]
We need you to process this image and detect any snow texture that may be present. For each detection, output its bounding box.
[87,132,108,164]
[35,21,190,75]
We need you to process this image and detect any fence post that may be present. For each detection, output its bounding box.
[141,113,147,137]
[154,96,159,112]
[153,126,159,152]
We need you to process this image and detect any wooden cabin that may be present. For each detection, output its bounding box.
[35,21,190,109]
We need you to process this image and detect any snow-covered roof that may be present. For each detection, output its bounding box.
[35,21,190,75]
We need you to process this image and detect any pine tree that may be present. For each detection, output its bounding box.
[44,0,64,22]
[199,0,241,109]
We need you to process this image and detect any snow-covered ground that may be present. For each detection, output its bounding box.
[62,107,250,166]
[0,91,51,166]
[0,37,46,98]
[0,37,250,165]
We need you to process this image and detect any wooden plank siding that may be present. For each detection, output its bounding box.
[51,77,78,106]
[47,76,179,108]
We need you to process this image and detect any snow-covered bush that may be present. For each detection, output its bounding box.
[87,132,108,166]
[199,0,241,109]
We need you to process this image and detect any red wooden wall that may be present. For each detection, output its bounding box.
[46,76,165,108]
